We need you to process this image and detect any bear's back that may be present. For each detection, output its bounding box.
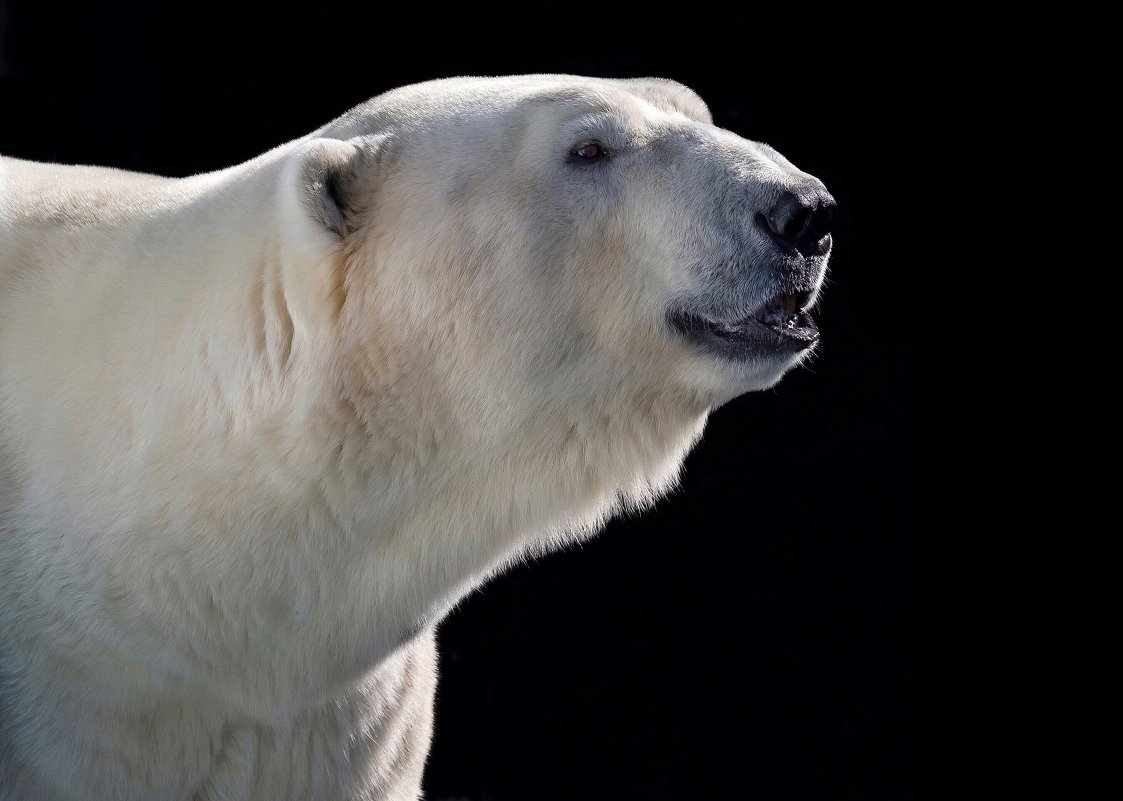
[0,155,174,228]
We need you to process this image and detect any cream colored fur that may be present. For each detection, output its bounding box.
[0,76,826,799]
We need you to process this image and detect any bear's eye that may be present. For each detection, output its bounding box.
[572,142,607,161]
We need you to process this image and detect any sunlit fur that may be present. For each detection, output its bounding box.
[0,76,827,799]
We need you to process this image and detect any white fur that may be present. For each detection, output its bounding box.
[0,76,824,799]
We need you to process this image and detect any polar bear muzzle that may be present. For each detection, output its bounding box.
[666,172,836,365]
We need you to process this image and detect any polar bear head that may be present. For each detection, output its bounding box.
[283,75,835,424]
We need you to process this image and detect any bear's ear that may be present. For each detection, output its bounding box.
[285,135,385,241]
[274,135,387,324]
[622,78,713,125]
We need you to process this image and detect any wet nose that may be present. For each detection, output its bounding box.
[760,187,837,257]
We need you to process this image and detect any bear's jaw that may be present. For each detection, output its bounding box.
[666,287,819,361]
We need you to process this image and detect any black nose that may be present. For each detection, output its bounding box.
[761,189,837,257]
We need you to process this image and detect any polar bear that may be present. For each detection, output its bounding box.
[0,76,835,800]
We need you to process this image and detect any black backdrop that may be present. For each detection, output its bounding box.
[0,5,915,800]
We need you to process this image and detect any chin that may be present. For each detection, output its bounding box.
[667,287,821,406]
[688,347,815,407]
[738,347,815,389]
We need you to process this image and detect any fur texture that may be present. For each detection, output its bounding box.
[0,76,829,799]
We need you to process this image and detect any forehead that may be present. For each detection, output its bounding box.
[375,76,709,132]
[323,76,712,163]
[519,88,661,143]
[513,85,712,161]
[513,78,711,129]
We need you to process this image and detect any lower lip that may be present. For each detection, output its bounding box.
[710,311,818,348]
[668,308,819,360]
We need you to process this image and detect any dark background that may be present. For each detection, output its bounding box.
[0,5,915,799]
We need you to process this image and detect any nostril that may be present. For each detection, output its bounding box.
[806,200,837,255]
[780,206,812,243]
[762,191,837,257]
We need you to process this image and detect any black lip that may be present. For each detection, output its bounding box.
[667,291,819,360]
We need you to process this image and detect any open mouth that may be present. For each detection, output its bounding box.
[668,289,819,358]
